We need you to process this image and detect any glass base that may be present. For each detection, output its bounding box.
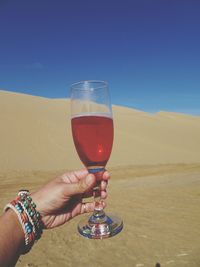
[77,210,123,239]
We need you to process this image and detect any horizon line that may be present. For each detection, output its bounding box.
[1,88,200,117]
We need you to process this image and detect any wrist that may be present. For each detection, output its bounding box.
[30,191,43,215]
[4,191,43,254]
[2,209,25,253]
[0,209,25,266]
[30,191,46,224]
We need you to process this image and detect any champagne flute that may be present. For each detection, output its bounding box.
[70,80,123,239]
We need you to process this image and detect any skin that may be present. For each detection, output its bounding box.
[0,169,109,267]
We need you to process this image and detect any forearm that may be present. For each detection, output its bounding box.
[0,209,24,267]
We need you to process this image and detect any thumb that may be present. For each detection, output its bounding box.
[66,174,96,196]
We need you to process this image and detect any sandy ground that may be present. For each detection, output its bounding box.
[1,164,200,267]
[0,91,200,266]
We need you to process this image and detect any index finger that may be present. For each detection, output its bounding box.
[94,170,110,181]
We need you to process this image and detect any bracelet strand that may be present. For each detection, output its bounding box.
[4,190,43,253]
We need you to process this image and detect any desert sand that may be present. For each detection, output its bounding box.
[0,90,200,267]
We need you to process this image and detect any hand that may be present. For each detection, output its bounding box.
[31,169,109,229]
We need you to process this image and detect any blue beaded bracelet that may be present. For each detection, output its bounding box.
[4,190,43,253]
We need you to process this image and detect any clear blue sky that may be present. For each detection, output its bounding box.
[0,0,200,115]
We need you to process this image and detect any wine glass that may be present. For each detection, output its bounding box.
[70,80,123,239]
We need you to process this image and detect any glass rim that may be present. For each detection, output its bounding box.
[70,80,108,91]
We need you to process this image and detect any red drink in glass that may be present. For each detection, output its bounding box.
[71,115,114,168]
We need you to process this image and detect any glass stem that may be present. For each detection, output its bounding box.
[93,180,103,211]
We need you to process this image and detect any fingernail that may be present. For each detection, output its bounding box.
[101,180,106,187]
[104,171,110,179]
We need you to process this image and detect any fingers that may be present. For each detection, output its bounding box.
[60,169,88,183]
[81,201,106,214]
[60,169,110,198]
[101,190,107,199]
[82,179,108,199]
[94,170,110,181]
[83,190,107,200]
[102,170,110,181]
[101,180,107,191]
[60,169,110,184]
[62,174,96,196]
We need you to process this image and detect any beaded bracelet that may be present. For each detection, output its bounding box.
[18,191,43,239]
[4,190,43,253]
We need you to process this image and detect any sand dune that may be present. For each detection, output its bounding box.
[0,90,200,171]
